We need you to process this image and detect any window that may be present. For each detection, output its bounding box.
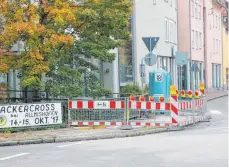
[195,2,198,18]
[219,15,221,30]
[196,31,198,49]
[199,32,202,49]
[213,14,215,28]
[192,30,194,48]
[174,21,177,43]
[169,20,173,42]
[199,5,201,19]
[213,38,215,53]
[165,18,169,41]
[219,40,221,55]
[191,0,194,17]
[216,39,219,53]
[216,15,218,29]
[212,64,216,88]
[200,62,203,82]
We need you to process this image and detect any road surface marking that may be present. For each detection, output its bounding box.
[203,127,228,131]
[208,110,223,116]
[0,153,29,161]
[56,142,82,148]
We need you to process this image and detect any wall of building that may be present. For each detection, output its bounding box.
[204,0,223,89]
[103,48,120,96]
[177,0,190,54]
[177,0,204,91]
[223,26,228,87]
[133,0,178,87]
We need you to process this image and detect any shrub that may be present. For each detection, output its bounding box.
[120,83,142,97]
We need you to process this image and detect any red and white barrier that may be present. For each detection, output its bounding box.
[129,102,170,110]
[69,100,171,111]
[69,121,170,127]
[68,97,205,127]
[178,99,204,110]
[179,101,192,110]
[68,100,125,109]
[170,95,179,124]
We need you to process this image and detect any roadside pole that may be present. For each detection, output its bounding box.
[140,37,159,95]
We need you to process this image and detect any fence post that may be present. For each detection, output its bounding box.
[121,97,132,130]
[67,99,71,128]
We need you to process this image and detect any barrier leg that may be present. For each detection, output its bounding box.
[120,98,133,130]
[168,95,184,131]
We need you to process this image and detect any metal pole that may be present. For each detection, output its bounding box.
[141,75,144,95]
[181,65,183,90]
[191,63,195,125]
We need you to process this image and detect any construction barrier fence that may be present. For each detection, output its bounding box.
[67,93,207,128]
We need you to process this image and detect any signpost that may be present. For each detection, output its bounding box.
[140,37,160,95]
[190,62,200,125]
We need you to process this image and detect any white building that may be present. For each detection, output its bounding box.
[132,0,178,87]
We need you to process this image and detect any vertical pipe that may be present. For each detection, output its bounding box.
[132,0,136,84]
[189,0,193,91]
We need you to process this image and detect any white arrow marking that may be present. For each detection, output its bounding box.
[0,153,29,161]
[57,142,82,148]
[208,110,223,116]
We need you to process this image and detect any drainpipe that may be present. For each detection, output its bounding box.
[221,16,224,90]
[189,0,192,90]
[203,6,208,90]
[132,0,136,84]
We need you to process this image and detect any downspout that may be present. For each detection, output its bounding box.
[203,6,207,90]
[221,16,224,90]
[189,0,192,90]
[132,0,136,84]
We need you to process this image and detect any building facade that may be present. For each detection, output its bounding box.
[203,0,223,90]
[222,0,228,89]
[177,0,205,91]
[132,0,178,88]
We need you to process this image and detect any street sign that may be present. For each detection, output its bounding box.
[142,37,160,52]
[94,101,109,109]
[175,51,188,65]
[190,63,200,72]
[145,53,157,66]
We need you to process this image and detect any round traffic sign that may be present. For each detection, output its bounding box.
[145,53,157,66]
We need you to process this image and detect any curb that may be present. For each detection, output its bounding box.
[0,127,168,147]
[206,94,228,102]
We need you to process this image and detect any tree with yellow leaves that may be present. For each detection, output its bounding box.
[0,0,132,98]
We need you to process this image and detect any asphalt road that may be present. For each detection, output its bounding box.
[0,96,228,167]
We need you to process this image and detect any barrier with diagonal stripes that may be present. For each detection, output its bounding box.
[68,95,207,128]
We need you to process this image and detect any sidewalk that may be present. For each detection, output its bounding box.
[0,90,227,146]
[205,90,228,101]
